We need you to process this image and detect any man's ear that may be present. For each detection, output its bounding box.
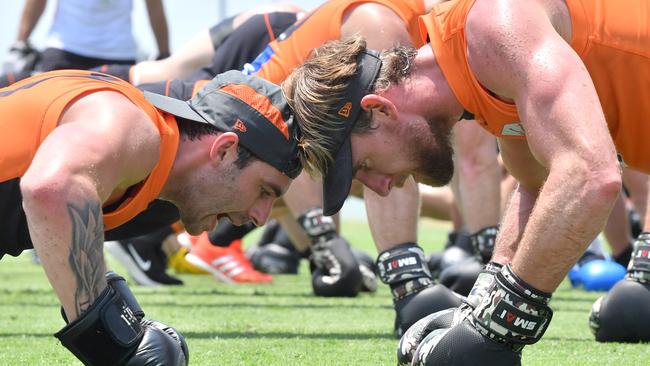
[360,94,398,120]
[209,132,239,164]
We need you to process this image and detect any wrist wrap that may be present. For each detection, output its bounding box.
[466,262,502,308]
[55,282,143,366]
[628,232,650,284]
[377,243,433,301]
[470,226,499,264]
[471,264,553,351]
[298,207,336,243]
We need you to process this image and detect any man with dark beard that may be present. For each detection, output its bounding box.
[0,69,301,365]
[283,0,650,362]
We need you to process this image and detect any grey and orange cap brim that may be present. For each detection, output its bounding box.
[144,70,302,178]
[322,50,382,216]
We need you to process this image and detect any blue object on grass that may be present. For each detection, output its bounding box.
[579,259,626,291]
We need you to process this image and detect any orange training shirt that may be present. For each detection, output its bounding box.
[0,69,179,230]
[244,0,426,84]
[420,0,650,172]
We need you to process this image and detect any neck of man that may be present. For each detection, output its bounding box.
[393,46,464,126]
[158,136,204,203]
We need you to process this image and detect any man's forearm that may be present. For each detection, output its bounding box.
[491,182,535,265]
[146,0,170,55]
[17,0,46,42]
[22,190,107,321]
[511,167,620,293]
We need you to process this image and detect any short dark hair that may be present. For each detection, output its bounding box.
[176,117,257,169]
[176,116,221,140]
[233,144,255,170]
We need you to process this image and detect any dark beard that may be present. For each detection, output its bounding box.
[413,117,454,187]
[177,159,241,234]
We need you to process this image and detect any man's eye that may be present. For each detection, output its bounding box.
[360,162,369,171]
[261,188,271,197]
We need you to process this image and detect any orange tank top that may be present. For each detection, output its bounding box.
[0,69,179,230]
[420,0,650,172]
[246,0,426,84]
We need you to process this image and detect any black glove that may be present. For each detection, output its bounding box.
[427,231,474,279]
[589,232,650,342]
[589,279,650,342]
[250,243,301,274]
[299,208,362,297]
[439,256,483,296]
[250,220,301,274]
[55,272,188,366]
[394,283,462,340]
[470,226,499,264]
[376,243,462,338]
[352,247,378,292]
[431,226,498,295]
[310,236,363,297]
[411,264,552,366]
[397,262,502,364]
[3,40,40,74]
[412,321,522,366]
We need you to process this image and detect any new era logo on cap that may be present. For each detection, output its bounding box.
[143,70,302,178]
[338,102,352,118]
[233,119,247,133]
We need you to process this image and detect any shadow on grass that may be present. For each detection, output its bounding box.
[0,331,397,341]
[548,307,590,314]
[135,301,393,310]
[0,333,52,338]
[552,296,598,303]
[0,288,54,296]
[184,330,395,340]
[0,300,393,311]
[541,336,594,342]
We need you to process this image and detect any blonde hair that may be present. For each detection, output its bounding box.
[283,36,417,176]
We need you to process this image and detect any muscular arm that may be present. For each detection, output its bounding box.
[492,139,547,264]
[466,0,621,292]
[341,3,412,50]
[145,0,170,57]
[20,91,160,321]
[16,0,46,42]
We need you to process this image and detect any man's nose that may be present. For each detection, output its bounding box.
[248,197,274,226]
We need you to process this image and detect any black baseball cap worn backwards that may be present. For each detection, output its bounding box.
[144,70,302,178]
[322,50,382,215]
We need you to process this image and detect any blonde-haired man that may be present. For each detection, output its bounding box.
[284,0,650,363]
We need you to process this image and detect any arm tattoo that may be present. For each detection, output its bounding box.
[67,201,106,317]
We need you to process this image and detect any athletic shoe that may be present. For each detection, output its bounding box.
[168,246,209,275]
[105,240,184,286]
[185,232,273,283]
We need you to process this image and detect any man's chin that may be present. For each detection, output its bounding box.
[183,216,217,235]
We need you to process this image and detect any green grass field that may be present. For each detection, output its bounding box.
[0,218,648,365]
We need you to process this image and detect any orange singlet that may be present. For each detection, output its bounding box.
[420,0,650,172]
[244,0,426,84]
[0,69,179,230]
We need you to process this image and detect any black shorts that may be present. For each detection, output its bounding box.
[39,48,135,72]
[0,174,179,259]
[187,12,297,82]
